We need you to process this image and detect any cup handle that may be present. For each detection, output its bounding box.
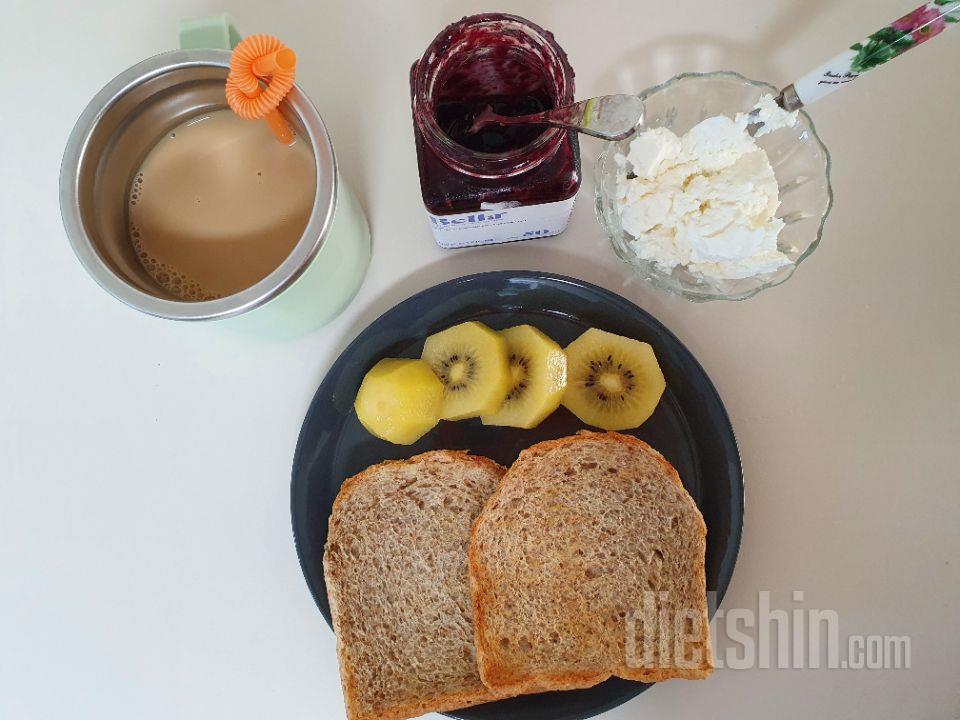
[178,13,242,50]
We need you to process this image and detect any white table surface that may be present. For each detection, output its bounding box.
[2,1,959,718]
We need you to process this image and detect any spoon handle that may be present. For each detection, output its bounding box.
[782,1,959,110]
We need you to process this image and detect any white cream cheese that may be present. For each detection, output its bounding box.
[615,94,798,281]
[748,93,800,137]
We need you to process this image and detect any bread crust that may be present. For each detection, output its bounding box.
[469,431,712,696]
[325,450,507,720]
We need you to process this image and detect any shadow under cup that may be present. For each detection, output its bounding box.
[61,50,370,332]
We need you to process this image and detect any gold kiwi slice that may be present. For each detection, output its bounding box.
[421,321,510,420]
[481,325,567,429]
[354,359,444,445]
[562,328,665,431]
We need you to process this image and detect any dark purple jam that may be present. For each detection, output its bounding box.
[411,14,581,217]
[435,89,553,153]
[412,119,581,215]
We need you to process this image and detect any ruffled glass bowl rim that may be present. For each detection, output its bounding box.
[595,70,834,302]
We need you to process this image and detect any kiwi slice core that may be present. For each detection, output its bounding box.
[504,354,531,400]
[437,353,476,391]
[586,355,636,401]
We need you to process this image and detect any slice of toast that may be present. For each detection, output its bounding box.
[324,451,505,720]
[469,431,713,696]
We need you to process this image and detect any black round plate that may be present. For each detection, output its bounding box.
[292,272,743,720]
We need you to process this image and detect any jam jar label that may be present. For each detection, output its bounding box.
[427,197,576,249]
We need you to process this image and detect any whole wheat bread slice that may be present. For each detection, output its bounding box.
[469,431,713,696]
[324,451,505,720]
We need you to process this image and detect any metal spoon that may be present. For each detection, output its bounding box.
[467,95,644,141]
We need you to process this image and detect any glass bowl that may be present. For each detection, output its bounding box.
[595,71,833,302]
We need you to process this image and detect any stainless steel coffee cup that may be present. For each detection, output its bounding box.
[60,49,371,336]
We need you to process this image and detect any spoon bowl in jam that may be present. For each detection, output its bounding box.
[467,94,644,142]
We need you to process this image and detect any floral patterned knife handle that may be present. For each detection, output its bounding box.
[780,1,959,110]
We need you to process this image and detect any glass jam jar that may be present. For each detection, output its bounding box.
[411,13,581,248]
